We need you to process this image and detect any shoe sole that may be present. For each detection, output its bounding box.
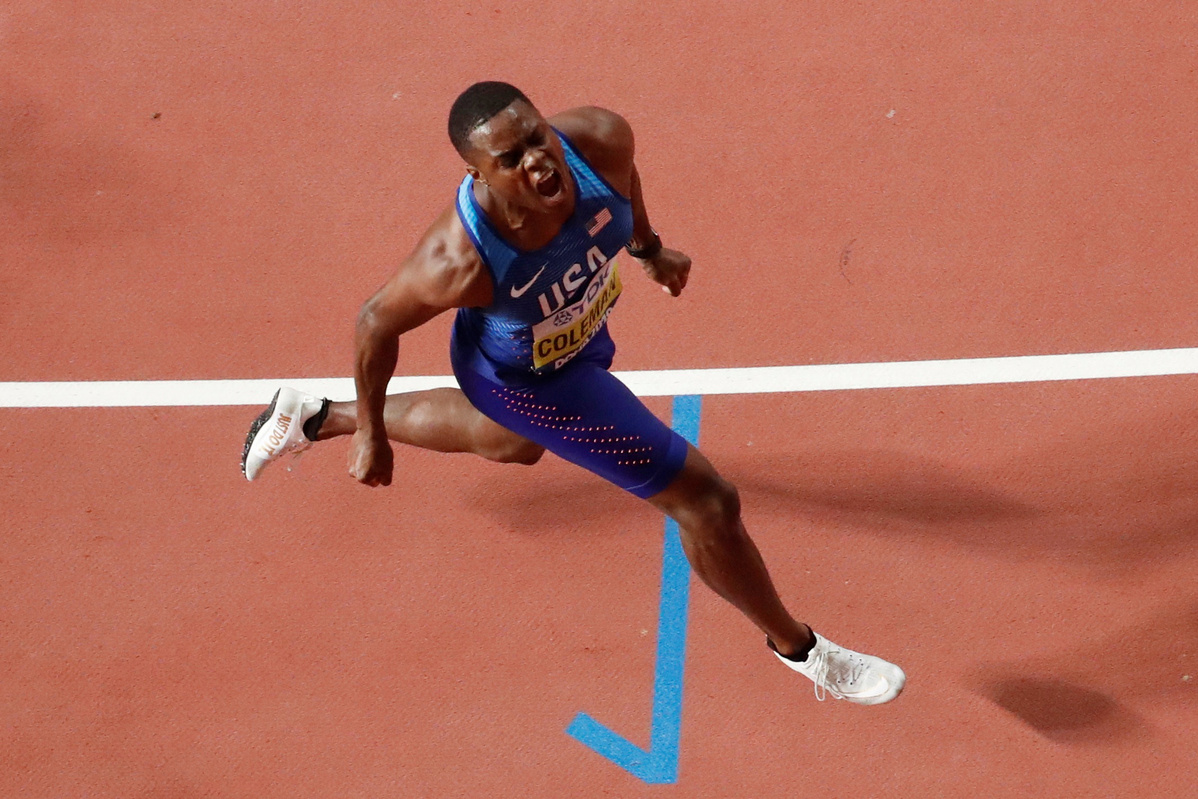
[241,388,282,479]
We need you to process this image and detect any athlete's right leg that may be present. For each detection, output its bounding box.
[316,389,544,465]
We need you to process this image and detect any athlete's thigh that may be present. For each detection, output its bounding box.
[455,361,688,498]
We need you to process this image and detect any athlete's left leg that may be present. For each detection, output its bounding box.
[449,360,904,703]
[644,437,905,704]
[645,445,814,658]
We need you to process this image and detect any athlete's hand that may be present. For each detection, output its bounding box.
[348,429,394,487]
[637,248,691,297]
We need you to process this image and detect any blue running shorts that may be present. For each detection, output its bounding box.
[452,348,690,499]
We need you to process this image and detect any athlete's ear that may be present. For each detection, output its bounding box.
[465,164,484,183]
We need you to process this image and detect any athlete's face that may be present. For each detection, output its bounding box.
[465,101,572,212]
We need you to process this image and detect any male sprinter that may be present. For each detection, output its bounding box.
[242,82,905,704]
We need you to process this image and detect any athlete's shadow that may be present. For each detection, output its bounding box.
[729,448,1044,555]
[724,397,1198,573]
[733,448,1039,526]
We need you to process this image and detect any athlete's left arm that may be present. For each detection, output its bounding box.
[554,106,692,297]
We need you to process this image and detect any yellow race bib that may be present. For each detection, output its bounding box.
[531,260,622,371]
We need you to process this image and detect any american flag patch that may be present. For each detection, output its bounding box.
[586,207,613,237]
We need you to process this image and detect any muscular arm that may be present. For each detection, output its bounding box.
[351,205,491,483]
[551,106,691,296]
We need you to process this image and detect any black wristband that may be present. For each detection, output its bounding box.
[625,229,662,259]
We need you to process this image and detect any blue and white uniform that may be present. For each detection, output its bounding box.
[450,131,688,498]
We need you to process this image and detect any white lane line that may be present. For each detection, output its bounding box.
[1,347,1196,408]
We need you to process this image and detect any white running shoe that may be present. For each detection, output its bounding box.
[241,387,328,481]
[772,631,906,705]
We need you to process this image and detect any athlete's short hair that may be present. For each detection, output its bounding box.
[448,81,532,156]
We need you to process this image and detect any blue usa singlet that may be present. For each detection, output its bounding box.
[448,128,689,498]
[450,130,632,384]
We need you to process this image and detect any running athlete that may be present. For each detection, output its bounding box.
[242,82,905,704]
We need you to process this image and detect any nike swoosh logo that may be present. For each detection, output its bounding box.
[510,265,546,298]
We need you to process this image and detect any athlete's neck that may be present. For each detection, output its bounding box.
[473,179,575,252]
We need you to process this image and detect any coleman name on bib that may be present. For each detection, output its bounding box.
[531,259,623,371]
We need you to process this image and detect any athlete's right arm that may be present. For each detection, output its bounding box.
[349,204,491,486]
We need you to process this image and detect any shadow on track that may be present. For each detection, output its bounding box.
[971,602,1198,744]
[722,399,1198,575]
[977,677,1148,744]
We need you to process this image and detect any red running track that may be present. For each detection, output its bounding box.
[3,2,1197,796]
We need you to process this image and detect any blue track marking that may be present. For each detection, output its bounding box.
[566,394,702,784]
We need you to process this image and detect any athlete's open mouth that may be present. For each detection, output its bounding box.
[535,170,563,199]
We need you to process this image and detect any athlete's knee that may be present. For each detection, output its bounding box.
[706,477,742,530]
[681,475,742,534]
